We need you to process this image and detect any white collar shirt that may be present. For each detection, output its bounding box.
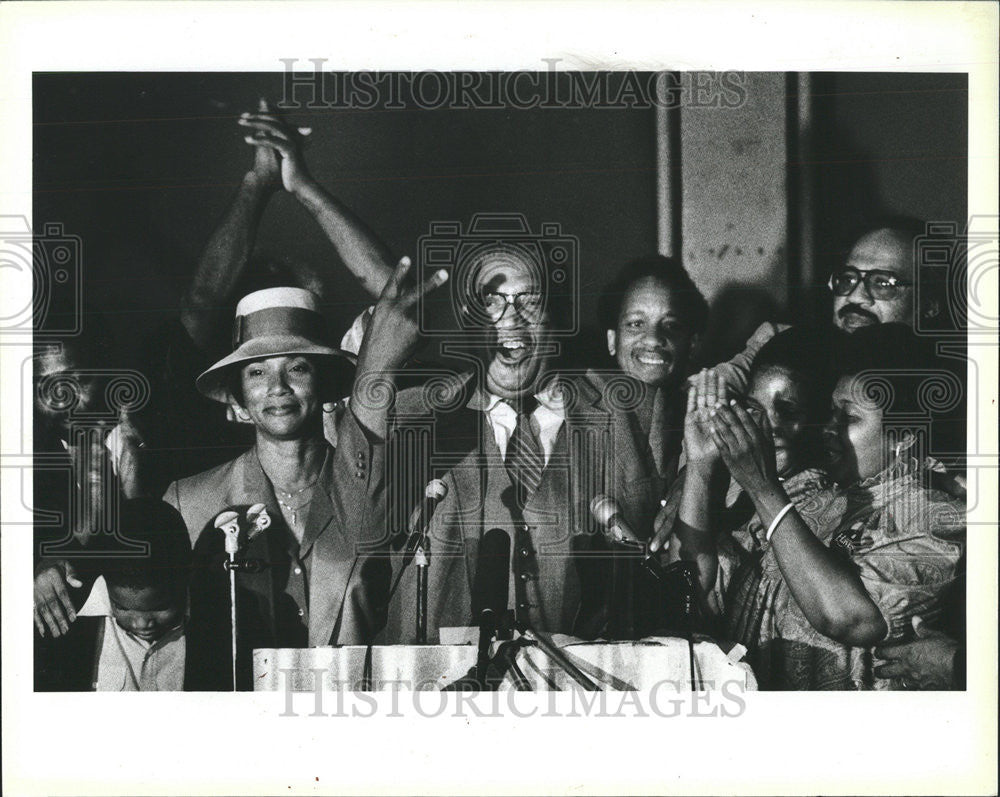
[469,382,567,466]
[78,576,186,692]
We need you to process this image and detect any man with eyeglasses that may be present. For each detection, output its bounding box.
[711,218,944,396]
[373,243,662,644]
[830,224,938,332]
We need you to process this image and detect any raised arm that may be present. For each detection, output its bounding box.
[181,99,282,350]
[709,401,887,647]
[350,257,448,439]
[660,370,731,603]
[239,103,395,298]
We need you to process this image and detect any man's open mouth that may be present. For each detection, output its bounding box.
[494,335,533,364]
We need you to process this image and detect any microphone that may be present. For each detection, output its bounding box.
[407,478,448,537]
[411,480,446,645]
[213,506,268,572]
[386,479,450,610]
[472,528,511,688]
[589,494,643,547]
[214,510,241,556]
[472,528,511,617]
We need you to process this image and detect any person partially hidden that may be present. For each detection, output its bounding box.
[33,498,217,691]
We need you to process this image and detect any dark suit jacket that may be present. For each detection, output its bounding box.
[163,409,388,661]
[380,369,673,643]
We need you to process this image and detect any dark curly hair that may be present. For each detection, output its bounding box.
[599,255,708,334]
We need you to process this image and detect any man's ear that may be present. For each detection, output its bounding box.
[606,329,617,357]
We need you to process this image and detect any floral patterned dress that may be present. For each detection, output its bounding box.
[722,460,964,690]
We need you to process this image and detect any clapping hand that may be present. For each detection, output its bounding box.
[708,399,778,497]
[685,368,728,472]
[239,98,314,194]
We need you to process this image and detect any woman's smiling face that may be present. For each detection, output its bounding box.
[237,355,322,440]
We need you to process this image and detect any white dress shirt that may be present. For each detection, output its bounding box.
[470,383,567,466]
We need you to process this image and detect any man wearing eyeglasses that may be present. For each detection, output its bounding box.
[711,218,944,397]
[375,242,662,645]
[830,223,937,333]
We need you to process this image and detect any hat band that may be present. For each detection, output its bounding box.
[232,307,328,349]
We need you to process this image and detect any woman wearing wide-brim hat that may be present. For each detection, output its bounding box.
[162,261,446,684]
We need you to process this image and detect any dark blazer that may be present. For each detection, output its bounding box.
[381,369,672,643]
[163,410,388,656]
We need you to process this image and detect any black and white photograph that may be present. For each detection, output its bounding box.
[2,2,997,795]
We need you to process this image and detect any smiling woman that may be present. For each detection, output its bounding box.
[160,286,392,687]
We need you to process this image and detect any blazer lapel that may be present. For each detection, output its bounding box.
[435,393,484,604]
[236,451,283,641]
[306,454,355,647]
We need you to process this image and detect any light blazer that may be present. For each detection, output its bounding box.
[163,409,387,651]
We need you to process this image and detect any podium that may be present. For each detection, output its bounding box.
[254,636,757,692]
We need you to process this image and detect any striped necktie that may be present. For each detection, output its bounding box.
[503,397,543,505]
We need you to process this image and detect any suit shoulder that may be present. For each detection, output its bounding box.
[169,454,245,504]
[394,371,473,414]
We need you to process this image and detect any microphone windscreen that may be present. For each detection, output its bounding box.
[589,494,617,527]
[425,478,448,501]
[213,510,239,529]
[472,528,511,617]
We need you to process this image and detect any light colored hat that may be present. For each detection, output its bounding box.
[195,287,355,403]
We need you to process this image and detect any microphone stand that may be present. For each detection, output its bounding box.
[415,536,429,644]
[662,560,699,690]
[219,518,241,693]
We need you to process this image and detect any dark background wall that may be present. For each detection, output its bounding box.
[809,71,968,273]
[33,71,967,368]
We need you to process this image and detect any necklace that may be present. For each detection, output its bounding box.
[274,478,319,527]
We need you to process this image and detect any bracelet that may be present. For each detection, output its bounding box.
[765,501,795,542]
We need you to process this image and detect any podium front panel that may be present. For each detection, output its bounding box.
[254,638,756,692]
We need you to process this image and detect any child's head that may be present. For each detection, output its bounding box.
[100,498,191,642]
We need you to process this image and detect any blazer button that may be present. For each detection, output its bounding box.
[294,566,302,575]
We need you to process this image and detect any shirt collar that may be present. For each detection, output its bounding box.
[467,377,567,416]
